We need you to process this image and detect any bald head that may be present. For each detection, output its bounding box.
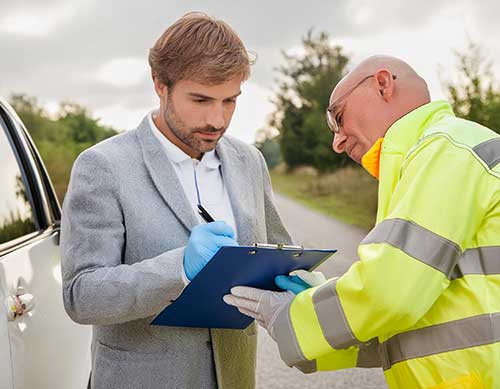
[330,55,429,108]
[329,55,431,163]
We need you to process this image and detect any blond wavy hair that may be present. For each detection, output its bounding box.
[149,12,254,87]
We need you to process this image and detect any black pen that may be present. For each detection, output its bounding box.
[197,204,215,223]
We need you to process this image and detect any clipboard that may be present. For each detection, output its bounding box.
[150,244,336,329]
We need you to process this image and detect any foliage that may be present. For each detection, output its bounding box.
[270,31,353,172]
[443,42,500,134]
[58,102,118,144]
[255,128,282,169]
[8,94,118,201]
[270,165,378,229]
[0,210,36,245]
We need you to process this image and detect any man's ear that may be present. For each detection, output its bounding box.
[374,69,394,101]
[153,77,168,99]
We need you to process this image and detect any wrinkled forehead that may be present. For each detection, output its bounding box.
[329,81,346,107]
[328,70,373,109]
[328,74,354,109]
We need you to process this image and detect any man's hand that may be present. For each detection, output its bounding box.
[223,287,294,336]
[184,221,238,280]
[275,269,327,294]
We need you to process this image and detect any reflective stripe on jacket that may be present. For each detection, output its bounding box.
[272,101,500,389]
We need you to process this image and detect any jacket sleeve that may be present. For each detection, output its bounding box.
[271,136,489,368]
[256,150,293,245]
[61,148,186,325]
[290,340,381,374]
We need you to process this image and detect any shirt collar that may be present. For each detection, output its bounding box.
[148,110,221,169]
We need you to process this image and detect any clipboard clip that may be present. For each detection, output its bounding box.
[253,243,304,250]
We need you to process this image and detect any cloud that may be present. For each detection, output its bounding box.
[1,0,497,142]
[229,81,275,143]
[0,0,86,37]
[95,57,150,88]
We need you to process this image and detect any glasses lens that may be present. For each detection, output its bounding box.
[326,109,339,134]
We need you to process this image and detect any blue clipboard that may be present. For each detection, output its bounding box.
[150,244,336,329]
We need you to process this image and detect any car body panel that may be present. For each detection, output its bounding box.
[0,98,92,389]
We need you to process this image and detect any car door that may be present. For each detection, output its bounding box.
[0,101,92,389]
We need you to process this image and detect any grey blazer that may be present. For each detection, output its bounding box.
[60,116,291,389]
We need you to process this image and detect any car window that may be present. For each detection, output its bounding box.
[0,122,37,245]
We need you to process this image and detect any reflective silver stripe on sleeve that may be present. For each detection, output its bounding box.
[379,312,500,370]
[294,360,318,374]
[451,246,500,279]
[272,301,308,367]
[361,218,461,278]
[473,138,500,168]
[312,279,359,349]
[356,339,381,368]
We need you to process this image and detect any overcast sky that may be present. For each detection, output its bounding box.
[2,0,500,143]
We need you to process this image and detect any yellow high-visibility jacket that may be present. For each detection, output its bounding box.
[272,101,500,389]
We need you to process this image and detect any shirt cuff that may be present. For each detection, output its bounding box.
[181,264,191,286]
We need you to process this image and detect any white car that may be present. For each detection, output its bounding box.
[0,98,92,389]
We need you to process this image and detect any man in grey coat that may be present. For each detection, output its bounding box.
[60,13,291,389]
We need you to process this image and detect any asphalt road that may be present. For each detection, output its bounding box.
[255,193,387,389]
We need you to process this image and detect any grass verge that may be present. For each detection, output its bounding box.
[270,165,378,229]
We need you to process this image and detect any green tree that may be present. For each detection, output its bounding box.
[271,30,352,171]
[9,94,58,142]
[8,94,118,201]
[443,42,500,133]
[58,102,117,144]
[255,128,282,169]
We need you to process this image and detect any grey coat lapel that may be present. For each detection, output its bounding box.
[216,138,256,245]
[136,117,199,232]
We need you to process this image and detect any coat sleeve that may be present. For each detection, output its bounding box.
[291,339,381,374]
[61,148,186,325]
[271,136,489,368]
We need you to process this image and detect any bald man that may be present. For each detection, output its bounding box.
[225,55,500,388]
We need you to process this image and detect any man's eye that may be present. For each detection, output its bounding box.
[224,99,236,104]
[194,99,208,103]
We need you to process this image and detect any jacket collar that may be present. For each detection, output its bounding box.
[376,100,455,223]
[215,137,256,245]
[382,100,455,158]
[136,116,199,232]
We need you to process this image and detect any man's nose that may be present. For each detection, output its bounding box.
[332,132,347,154]
[206,106,225,130]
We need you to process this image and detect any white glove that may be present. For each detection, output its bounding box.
[223,287,294,336]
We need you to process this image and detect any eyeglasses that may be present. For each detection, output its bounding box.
[326,74,397,134]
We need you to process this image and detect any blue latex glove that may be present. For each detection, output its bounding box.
[275,270,327,294]
[275,275,311,294]
[184,221,238,281]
